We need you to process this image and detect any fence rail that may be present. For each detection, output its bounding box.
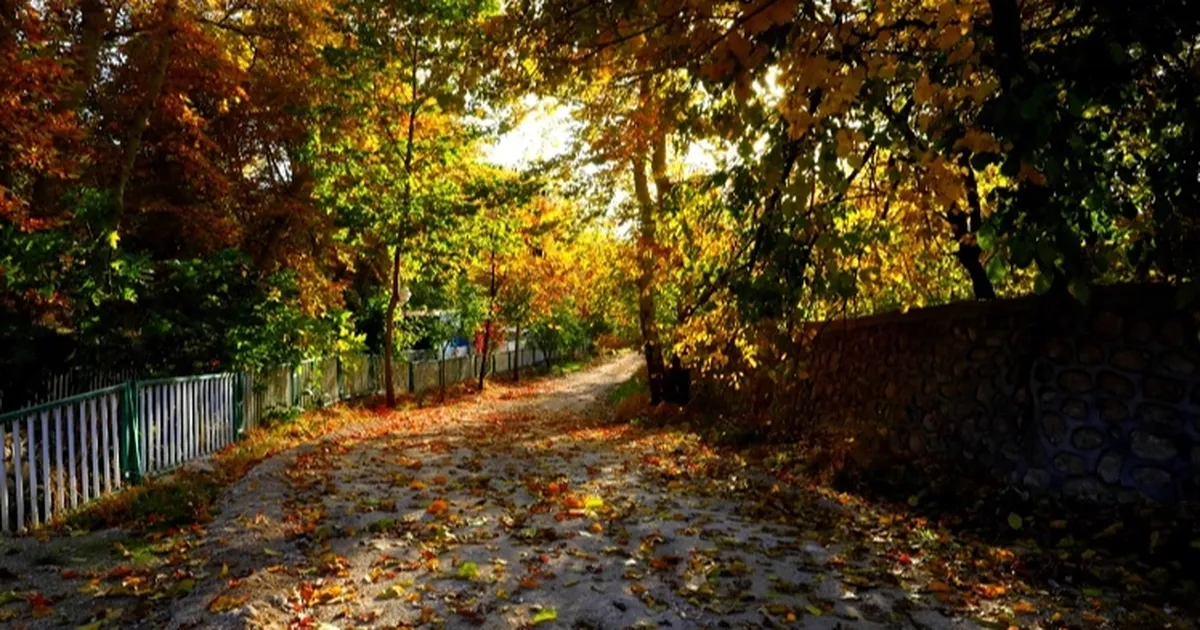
[1,343,573,534]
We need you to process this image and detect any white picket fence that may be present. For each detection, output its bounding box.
[1,344,564,534]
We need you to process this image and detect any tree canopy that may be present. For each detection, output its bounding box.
[2,0,1196,401]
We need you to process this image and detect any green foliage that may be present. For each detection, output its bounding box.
[529,303,586,364]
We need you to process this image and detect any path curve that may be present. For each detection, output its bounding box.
[166,352,961,630]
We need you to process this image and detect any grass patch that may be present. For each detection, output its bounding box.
[550,359,586,376]
[606,374,646,405]
[63,406,374,534]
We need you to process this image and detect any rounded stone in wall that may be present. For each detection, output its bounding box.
[1058,369,1093,394]
[1092,311,1124,338]
[1144,375,1186,403]
[1100,398,1130,423]
[1158,319,1187,347]
[1097,371,1136,399]
[1077,341,1106,366]
[1157,350,1197,375]
[1130,319,1154,343]
[1044,338,1072,363]
[1110,348,1148,372]
[1135,404,1178,430]
[1062,398,1088,420]
[1063,477,1108,501]
[1132,466,1172,487]
[1098,452,1123,484]
[1053,452,1088,475]
[1130,431,1178,461]
[1072,427,1105,450]
[1023,468,1051,490]
[1042,412,1067,444]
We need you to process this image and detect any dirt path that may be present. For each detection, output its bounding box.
[5,354,1150,629]
[161,352,960,630]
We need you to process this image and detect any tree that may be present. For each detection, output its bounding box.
[315,0,498,406]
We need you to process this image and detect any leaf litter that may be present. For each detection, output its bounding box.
[0,352,1193,629]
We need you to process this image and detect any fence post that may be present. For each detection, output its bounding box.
[291,364,299,408]
[233,373,246,438]
[336,357,344,400]
[408,360,415,393]
[119,380,143,484]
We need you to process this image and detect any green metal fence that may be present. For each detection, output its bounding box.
[1,344,570,534]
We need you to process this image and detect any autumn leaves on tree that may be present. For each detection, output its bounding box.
[3,0,1198,406]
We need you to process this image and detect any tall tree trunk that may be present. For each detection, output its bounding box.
[632,154,666,404]
[478,251,496,390]
[114,0,178,220]
[384,248,402,407]
[384,41,420,406]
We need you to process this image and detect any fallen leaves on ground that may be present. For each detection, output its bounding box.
[5,355,1195,629]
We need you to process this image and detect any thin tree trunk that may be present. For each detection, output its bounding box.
[478,251,496,390]
[384,248,402,406]
[632,153,666,404]
[114,0,177,219]
[384,39,420,407]
[947,167,997,300]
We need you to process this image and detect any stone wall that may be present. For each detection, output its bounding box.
[798,284,1200,503]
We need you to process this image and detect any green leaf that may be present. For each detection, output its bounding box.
[1007,513,1023,530]
[985,256,1008,283]
[976,225,996,251]
[106,230,120,249]
[1033,272,1053,295]
[376,584,406,600]
[531,608,558,624]
[805,604,823,615]
[456,562,479,580]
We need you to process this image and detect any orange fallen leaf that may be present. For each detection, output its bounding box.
[427,499,449,516]
[1012,600,1038,615]
[976,584,1007,599]
[208,594,249,613]
[928,581,953,593]
[519,576,541,590]
[410,479,427,490]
